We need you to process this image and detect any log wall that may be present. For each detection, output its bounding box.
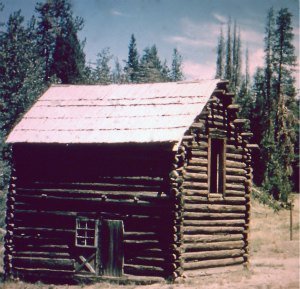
[179,82,253,275]
[8,144,176,280]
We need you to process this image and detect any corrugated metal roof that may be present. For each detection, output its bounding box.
[6,80,221,144]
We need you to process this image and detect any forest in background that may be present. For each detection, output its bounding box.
[0,0,298,229]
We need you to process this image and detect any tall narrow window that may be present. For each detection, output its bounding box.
[209,138,226,194]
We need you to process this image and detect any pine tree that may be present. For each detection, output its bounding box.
[0,11,45,135]
[170,48,183,81]
[112,57,125,84]
[36,0,86,84]
[237,48,252,119]
[264,7,276,118]
[51,18,86,84]
[224,18,232,84]
[0,10,46,189]
[138,45,163,83]
[215,27,225,79]
[124,34,139,83]
[93,47,112,84]
[232,24,242,93]
[161,59,171,82]
[258,8,297,203]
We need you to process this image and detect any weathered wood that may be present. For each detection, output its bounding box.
[124,264,165,277]
[226,175,246,183]
[184,166,207,173]
[183,190,209,197]
[226,160,246,169]
[183,256,244,270]
[185,204,246,213]
[226,167,246,175]
[183,226,245,234]
[183,182,208,190]
[183,173,208,181]
[183,234,244,244]
[226,153,243,161]
[183,212,245,220]
[183,219,245,227]
[183,249,244,261]
[184,196,246,205]
[12,256,74,270]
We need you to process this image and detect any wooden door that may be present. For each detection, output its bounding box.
[101,220,124,277]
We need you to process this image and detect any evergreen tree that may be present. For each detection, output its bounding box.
[0,10,46,189]
[124,34,139,83]
[265,8,297,202]
[251,68,267,185]
[51,18,86,84]
[224,18,232,84]
[36,0,86,83]
[264,7,276,118]
[112,57,125,84]
[0,11,45,135]
[215,27,225,79]
[170,48,183,81]
[253,7,298,203]
[93,47,112,84]
[237,48,252,119]
[232,23,242,93]
[161,59,171,82]
[138,45,164,83]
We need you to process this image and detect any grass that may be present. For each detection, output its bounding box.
[0,194,299,289]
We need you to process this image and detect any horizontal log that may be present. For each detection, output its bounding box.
[183,226,245,234]
[226,160,246,169]
[184,166,207,173]
[183,239,244,249]
[225,184,245,191]
[13,227,74,238]
[190,122,205,130]
[226,167,246,176]
[183,182,208,190]
[184,196,246,205]
[124,232,157,240]
[183,190,208,197]
[126,256,166,267]
[183,173,207,181]
[226,145,243,154]
[12,256,74,271]
[225,190,245,197]
[183,256,244,270]
[15,251,71,258]
[188,159,208,166]
[124,264,165,277]
[183,212,245,220]
[185,204,246,213]
[226,175,246,183]
[190,150,207,157]
[183,249,244,261]
[183,219,245,227]
[226,153,243,161]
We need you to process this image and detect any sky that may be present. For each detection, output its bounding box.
[1,0,299,86]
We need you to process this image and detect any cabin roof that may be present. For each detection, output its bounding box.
[6,79,222,144]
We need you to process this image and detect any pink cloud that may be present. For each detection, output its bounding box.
[183,60,216,80]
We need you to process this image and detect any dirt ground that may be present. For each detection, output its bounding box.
[0,194,299,289]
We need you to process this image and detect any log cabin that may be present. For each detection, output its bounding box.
[4,79,256,283]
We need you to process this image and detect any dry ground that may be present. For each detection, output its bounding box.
[0,194,299,289]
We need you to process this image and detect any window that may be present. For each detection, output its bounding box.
[75,217,98,248]
[209,138,226,194]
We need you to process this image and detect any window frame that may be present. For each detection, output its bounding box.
[208,137,226,196]
[75,217,99,248]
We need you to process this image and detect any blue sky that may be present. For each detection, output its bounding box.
[1,0,299,86]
